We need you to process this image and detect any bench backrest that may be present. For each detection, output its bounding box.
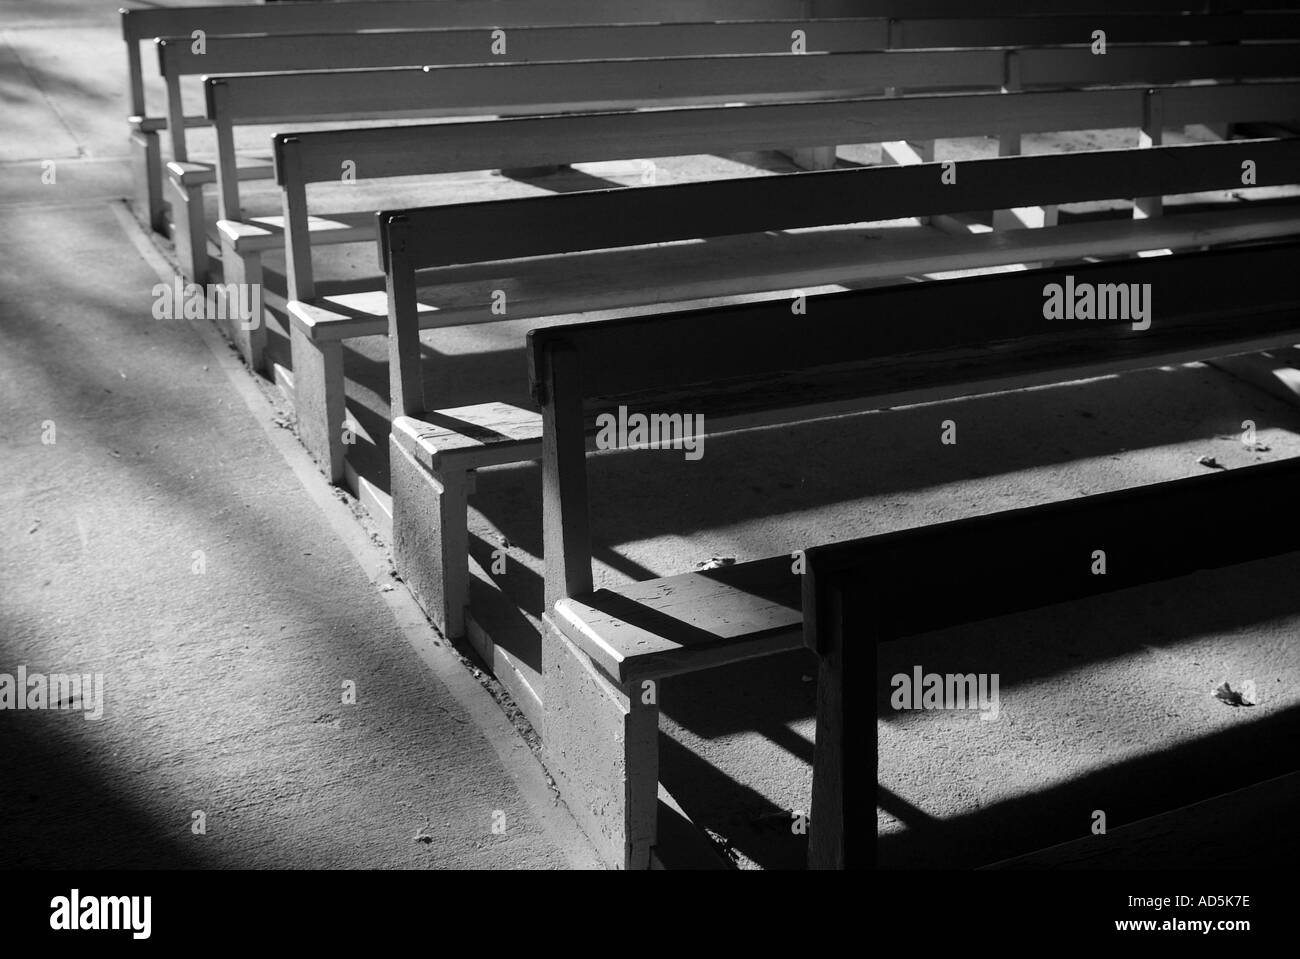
[212,45,1300,128]
[891,12,1300,46]
[158,20,889,79]
[801,453,1300,868]
[121,0,1300,50]
[157,11,1300,83]
[124,0,1270,45]
[291,80,1300,187]
[526,241,1300,611]
[386,137,1300,271]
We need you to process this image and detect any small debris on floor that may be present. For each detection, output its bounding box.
[1212,680,1257,707]
[704,827,739,865]
[1196,455,1226,470]
[433,705,468,726]
[694,556,736,570]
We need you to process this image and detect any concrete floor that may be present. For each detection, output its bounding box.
[0,1,599,870]
[3,0,1298,869]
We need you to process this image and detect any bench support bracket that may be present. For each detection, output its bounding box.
[221,240,267,375]
[168,175,210,284]
[390,437,470,640]
[291,324,344,483]
[130,126,166,235]
[542,616,658,870]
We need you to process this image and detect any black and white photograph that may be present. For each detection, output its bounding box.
[1,0,1295,938]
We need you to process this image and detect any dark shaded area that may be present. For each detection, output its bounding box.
[879,705,1300,868]
[0,700,212,869]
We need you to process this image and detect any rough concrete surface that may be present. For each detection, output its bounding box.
[0,1,598,870]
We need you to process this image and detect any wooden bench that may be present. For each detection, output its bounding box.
[181,40,1300,289]
[152,10,1300,277]
[528,240,1300,868]
[802,456,1300,869]
[121,0,861,231]
[377,130,1300,647]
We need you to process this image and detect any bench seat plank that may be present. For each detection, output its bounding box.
[297,203,1300,345]
[392,404,546,472]
[167,157,274,187]
[218,212,373,253]
[553,556,804,684]
[131,114,210,134]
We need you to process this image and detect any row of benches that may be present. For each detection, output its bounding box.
[125,1,1300,282]
[523,241,1300,866]
[189,42,1300,284]
[124,0,1300,868]
[124,0,861,234]
[381,132,1300,643]
[200,60,1300,485]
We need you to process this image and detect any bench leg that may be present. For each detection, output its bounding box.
[779,146,837,171]
[389,437,470,640]
[220,238,267,374]
[880,137,933,166]
[991,132,1059,235]
[1134,94,1165,224]
[130,127,166,235]
[879,140,979,237]
[808,620,847,870]
[542,616,658,870]
[1208,349,1300,407]
[990,132,1058,270]
[168,176,210,284]
[290,323,345,484]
